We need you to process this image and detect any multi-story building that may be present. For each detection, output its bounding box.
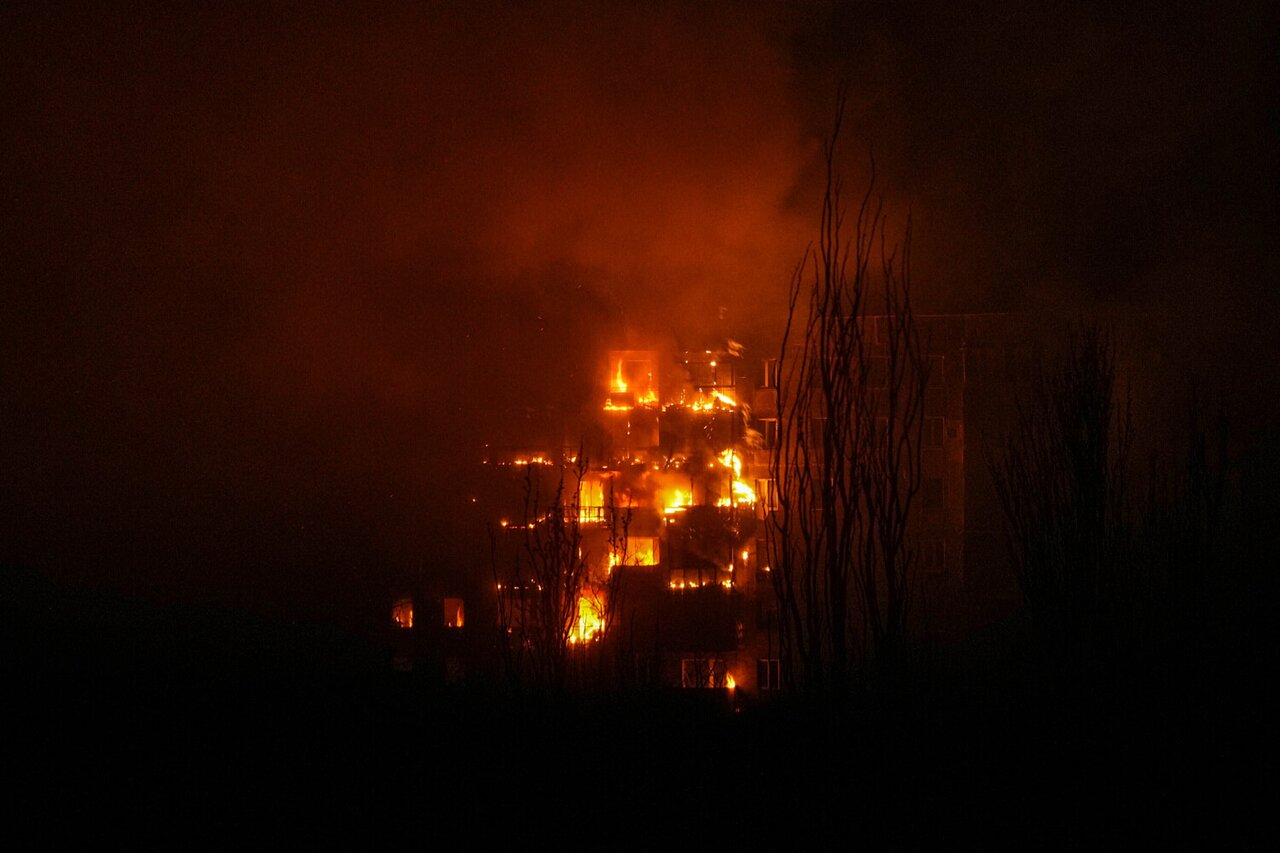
[392,314,1044,691]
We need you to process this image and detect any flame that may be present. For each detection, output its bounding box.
[714,450,757,506]
[726,673,736,690]
[613,359,628,393]
[510,455,551,466]
[568,591,606,644]
[669,579,714,590]
[629,537,658,565]
[607,359,659,409]
[718,449,742,478]
[713,390,737,407]
[683,389,738,413]
[578,478,607,524]
[609,537,659,568]
[602,360,633,411]
[443,597,465,628]
[662,489,692,514]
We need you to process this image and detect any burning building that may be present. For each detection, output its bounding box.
[394,315,1040,692]
[481,344,771,691]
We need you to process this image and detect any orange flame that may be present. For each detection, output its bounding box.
[714,449,757,506]
[568,590,606,644]
[662,488,692,514]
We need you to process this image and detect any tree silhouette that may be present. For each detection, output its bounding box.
[767,93,930,697]
[987,323,1134,690]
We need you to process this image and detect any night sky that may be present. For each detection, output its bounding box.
[4,1,1276,630]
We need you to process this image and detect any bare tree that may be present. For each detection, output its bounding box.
[987,324,1134,690]
[767,94,930,697]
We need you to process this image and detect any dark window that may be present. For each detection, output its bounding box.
[757,658,782,690]
[920,539,945,575]
[928,355,945,387]
[868,357,889,388]
[755,479,777,514]
[762,419,778,448]
[925,417,945,448]
[634,654,657,686]
[923,478,943,510]
[755,598,776,629]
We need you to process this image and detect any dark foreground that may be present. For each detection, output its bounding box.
[5,572,1267,846]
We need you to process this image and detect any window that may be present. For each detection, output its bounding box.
[634,654,657,686]
[757,658,782,690]
[928,355,945,387]
[668,568,731,589]
[392,597,413,629]
[575,477,608,524]
[762,358,778,389]
[875,316,891,346]
[755,478,777,515]
[443,597,465,628]
[754,537,771,583]
[923,478,943,510]
[681,657,728,688]
[867,357,889,388]
[622,537,659,566]
[762,419,778,449]
[755,599,776,629]
[919,539,945,576]
[925,417,945,448]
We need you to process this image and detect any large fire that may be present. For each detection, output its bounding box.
[495,347,759,652]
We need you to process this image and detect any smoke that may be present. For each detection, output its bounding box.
[2,1,1273,621]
